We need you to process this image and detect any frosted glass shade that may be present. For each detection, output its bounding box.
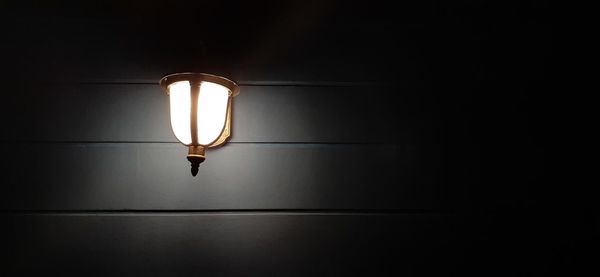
[167,81,231,146]
[169,81,192,145]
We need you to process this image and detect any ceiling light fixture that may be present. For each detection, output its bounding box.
[159,73,240,176]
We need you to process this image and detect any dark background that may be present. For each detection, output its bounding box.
[0,0,593,276]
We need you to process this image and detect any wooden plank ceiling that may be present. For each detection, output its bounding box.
[0,1,579,276]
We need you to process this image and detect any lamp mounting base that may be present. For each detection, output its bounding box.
[187,146,206,176]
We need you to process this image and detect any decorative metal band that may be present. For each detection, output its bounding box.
[187,145,206,157]
[207,97,232,148]
[189,80,200,146]
[159,72,240,97]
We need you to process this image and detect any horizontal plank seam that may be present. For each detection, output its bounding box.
[1,209,454,216]
[0,140,397,146]
[31,81,400,87]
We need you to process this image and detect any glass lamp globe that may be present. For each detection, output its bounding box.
[159,73,240,176]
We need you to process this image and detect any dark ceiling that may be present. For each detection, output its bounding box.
[1,0,553,84]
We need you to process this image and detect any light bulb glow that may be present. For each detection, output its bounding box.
[168,81,192,145]
[197,82,230,145]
